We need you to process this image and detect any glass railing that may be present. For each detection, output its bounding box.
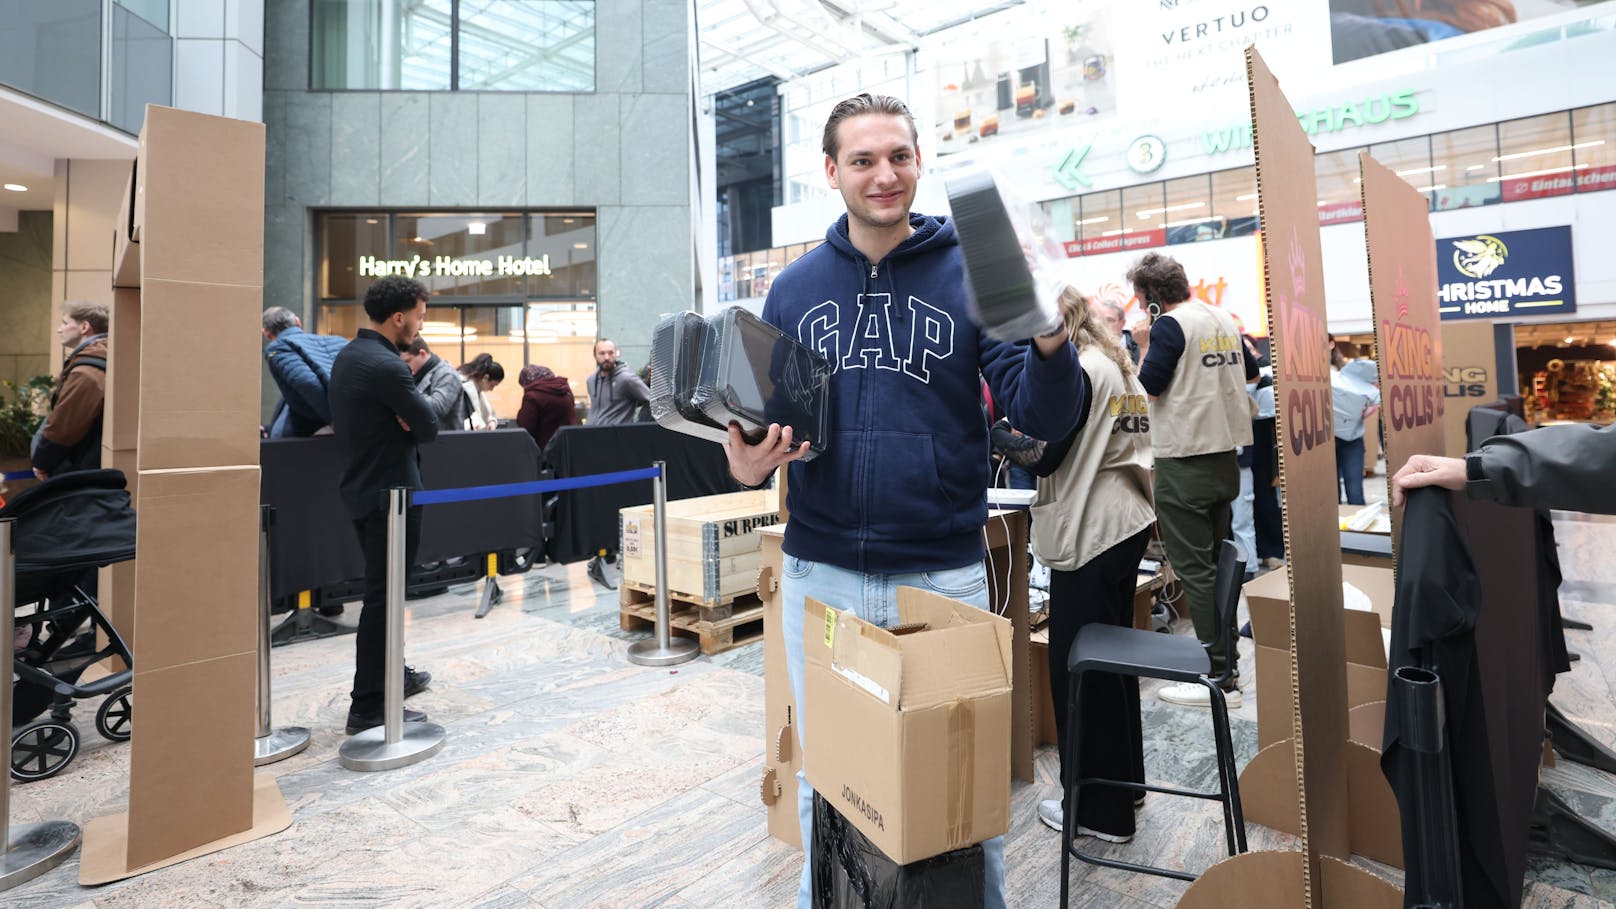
[0,1,172,134]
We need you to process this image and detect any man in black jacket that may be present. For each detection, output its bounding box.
[329,275,439,735]
[1392,422,1616,514]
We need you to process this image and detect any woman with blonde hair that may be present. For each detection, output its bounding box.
[1025,286,1157,842]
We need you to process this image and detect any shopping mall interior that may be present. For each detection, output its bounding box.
[4,2,1616,907]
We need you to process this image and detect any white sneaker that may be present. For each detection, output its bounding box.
[1038,798,1063,832]
[1040,799,1135,842]
[1160,682,1243,709]
[1078,824,1134,844]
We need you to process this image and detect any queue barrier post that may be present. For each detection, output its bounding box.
[626,461,699,668]
[254,506,310,766]
[338,489,446,772]
[0,517,81,890]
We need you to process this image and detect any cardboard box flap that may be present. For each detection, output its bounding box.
[828,606,904,707]
[1248,588,1292,651]
[896,587,1014,681]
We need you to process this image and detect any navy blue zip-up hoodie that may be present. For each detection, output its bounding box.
[762,212,1087,574]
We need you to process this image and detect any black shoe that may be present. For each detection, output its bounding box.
[316,603,345,618]
[345,705,428,735]
[404,666,431,699]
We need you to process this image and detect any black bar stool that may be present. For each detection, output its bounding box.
[1059,540,1248,900]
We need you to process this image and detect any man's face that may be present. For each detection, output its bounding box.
[56,315,89,350]
[595,341,618,373]
[1101,307,1126,335]
[401,348,429,374]
[384,297,428,346]
[825,114,920,233]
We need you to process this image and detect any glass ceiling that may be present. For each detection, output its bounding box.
[696,0,1025,98]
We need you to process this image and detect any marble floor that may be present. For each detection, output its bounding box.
[7,505,1616,908]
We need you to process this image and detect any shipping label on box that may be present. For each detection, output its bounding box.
[622,517,641,559]
[804,588,1013,865]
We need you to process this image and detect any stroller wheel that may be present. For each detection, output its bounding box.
[10,719,80,782]
[96,686,133,742]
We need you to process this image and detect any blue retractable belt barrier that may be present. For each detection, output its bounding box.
[2,470,34,481]
[411,465,664,507]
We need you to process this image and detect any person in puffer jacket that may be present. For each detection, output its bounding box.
[262,306,348,437]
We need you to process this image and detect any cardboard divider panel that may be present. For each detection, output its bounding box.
[80,775,292,885]
[104,287,142,450]
[134,280,263,472]
[129,467,259,672]
[1360,151,1448,551]
[1223,46,1381,904]
[1439,321,1500,457]
[135,107,264,286]
[126,650,257,867]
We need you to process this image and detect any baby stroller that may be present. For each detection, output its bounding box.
[7,469,137,782]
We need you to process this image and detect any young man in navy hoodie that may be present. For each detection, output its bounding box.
[724,92,1087,909]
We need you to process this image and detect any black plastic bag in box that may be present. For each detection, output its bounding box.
[811,792,985,909]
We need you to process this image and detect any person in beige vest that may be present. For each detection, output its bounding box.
[1130,253,1258,708]
[1008,288,1156,843]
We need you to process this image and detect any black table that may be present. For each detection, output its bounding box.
[261,429,545,601]
[543,423,741,564]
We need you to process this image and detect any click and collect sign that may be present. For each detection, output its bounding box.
[1435,226,1575,321]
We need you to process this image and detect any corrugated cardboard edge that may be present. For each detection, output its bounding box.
[79,774,291,885]
[1319,855,1404,907]
[1177,850,1305,907]
[1238,739,1300,835]
[1346,741,1404,868]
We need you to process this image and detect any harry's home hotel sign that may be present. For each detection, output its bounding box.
[1436,226,1575,321]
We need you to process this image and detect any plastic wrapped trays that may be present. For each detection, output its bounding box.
[648,307,833,461]
[812,793,985,909]
[944,169,1067,342]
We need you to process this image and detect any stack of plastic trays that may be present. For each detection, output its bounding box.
[945,169,1057,342]
[694,307,832,462]
[647,311,731,444]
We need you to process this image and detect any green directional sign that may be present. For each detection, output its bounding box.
[1052,145,1092,192]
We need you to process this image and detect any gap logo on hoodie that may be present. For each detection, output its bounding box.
[796,293,955,384]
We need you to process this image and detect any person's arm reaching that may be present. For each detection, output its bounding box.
[1392,422,1616,513]
[979,329,1086,445]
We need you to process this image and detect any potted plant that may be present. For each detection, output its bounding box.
[0,374,53,489]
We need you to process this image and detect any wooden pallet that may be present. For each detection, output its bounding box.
[619,586,765,656]
[618,580,755,622]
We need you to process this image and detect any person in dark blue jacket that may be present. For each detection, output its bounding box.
[723,92,1087,909]
[262,306,349,437]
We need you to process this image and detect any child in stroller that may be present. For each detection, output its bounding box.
[7,469,137,782]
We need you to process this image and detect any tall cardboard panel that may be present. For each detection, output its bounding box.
[1361,152,1447,551]
[80,105,288,885]
[1183,48,1393,908]
[1439,321,1500,457]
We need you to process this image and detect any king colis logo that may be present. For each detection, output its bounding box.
[1275,229,1331,457]
[1380,266,1442,432]
[1109,394,1149,434]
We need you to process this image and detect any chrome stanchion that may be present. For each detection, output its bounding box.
[628,462,699,667]
[339,489,445,771]
[254,506,309,766]
[0,518,81,890]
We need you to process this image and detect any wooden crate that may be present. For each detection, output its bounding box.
[619,584,765,656]
[618,488,780,606]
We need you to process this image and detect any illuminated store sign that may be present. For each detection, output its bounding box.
[1436,226,1575,320]
[1202,89,1422,155]
[357,254,554,279]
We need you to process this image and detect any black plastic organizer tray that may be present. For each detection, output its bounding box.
[648,311,731,444]
[689,307,832,462]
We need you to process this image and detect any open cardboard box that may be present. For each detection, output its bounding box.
[758,525,802,849]
[1241,563,1402,867]
[804,588,1013,865]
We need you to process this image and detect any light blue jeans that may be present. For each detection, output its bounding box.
[781,554,1007,909]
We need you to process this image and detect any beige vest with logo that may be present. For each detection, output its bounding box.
[1031,347,1156,572]
[1149,301,1254,459]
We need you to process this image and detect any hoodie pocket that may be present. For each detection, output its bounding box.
[865,431,955,539]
